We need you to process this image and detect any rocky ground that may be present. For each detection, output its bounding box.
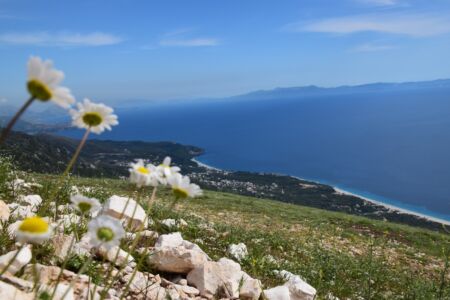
[0,175,317,299]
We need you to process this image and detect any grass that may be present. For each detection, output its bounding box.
[1,161,449,299]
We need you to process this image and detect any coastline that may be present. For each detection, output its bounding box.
[192,158,450,227]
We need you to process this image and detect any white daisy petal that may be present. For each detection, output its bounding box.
[26,56,74,108]
[16,216,53,244]
[167,173,202,198]
[70,98,119,134]
[86,215,125,250]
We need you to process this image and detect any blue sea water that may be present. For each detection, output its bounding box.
[61,87,450,221]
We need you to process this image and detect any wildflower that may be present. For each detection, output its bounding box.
[129,159,160,187]
[86,215,125,249]
[157,156,181,184]
[70,98,118,134]
[16,216,52,244]
[167,173,202,199]
[70,194,101,215]
[27,56,75,108]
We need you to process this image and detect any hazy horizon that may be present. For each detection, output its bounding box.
[1,0,450,105]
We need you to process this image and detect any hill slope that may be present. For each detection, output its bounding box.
[24,173,450,299]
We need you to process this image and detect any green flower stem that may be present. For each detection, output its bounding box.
[53,128,91,220]
[0,96,35,145]
[59,254,94,300]
[97,190,139,299]
[100,187,157,300]
[49,234,77,300]
[0,244,26,276]
[118,248,149,300]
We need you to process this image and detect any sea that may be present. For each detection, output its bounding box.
[60,87,450,222]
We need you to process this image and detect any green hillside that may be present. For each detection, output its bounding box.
[10,171,450,300]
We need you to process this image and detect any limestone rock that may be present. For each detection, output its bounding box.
[186,258,248,299]
[103,195,147,231]
[274,270,317,300]
[0,200,10,222]
[0,246,32,275]
[240,273,262,300]
[21,194,42,207]
[160,218,177,229]
[57,214,81,230]
[9,204,35,219]
[285,274,316,300]
[0,280,33,300]
[39,282,75,300]
[7,220,21,238]
[52,234,89,262]
[227,243,248,262]
[22,264,101,300]
[264,286,291,300]
[149,232,209,274]
[99,246,134,267]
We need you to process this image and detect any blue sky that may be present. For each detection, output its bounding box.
[1,0,450,104]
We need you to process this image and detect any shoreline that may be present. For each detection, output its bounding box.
[192,158,450,227]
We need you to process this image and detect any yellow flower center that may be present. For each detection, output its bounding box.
[27,79,52,101]
[173,187,189,199]
[137,166,149,174]
[19,216,49,234]
[97,227,114,242]
[78,202,92,213]
[82,112,103,127]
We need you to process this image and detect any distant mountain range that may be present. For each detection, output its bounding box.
[228,79,450,101]
[2,78,450,126]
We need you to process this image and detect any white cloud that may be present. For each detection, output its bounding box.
[158,28,220,47]
[0,32,123,46]
[352,42,396,52]
[160,38,219,47]
[286,13,450,37]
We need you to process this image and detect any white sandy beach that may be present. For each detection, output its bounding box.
[333,187,450,226]
[192,158,450,226]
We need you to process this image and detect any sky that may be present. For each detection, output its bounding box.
[1,0,450,105]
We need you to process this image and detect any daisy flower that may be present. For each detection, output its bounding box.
[167,173,202,199]
[27,56,75,108]
[86,215,125,249]
[70,98,118,134]
[129,159,160,188]
[157,157,181,184]
[70,194,101,215]
[16,216,53,244]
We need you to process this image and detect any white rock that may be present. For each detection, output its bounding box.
[240,273,262,300]
[161,218,177,229]
[0,246,32,275]
[9,204,35,219]
[264,286,291,300]
[52,234,89,261]
[285,274,316,300]
[103,195,147,231]
[39,282,75,300]
[149,232,209,274]
[155,232,184,248]
[99,246,134,267]
[7,220,21,238]
[187,257,247,299]
[57,214,80,229]
[0,281,33,299]
[178,219,188,227]
[22,194,42,207]
[0,200,10,222]
[228,243,248,262]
